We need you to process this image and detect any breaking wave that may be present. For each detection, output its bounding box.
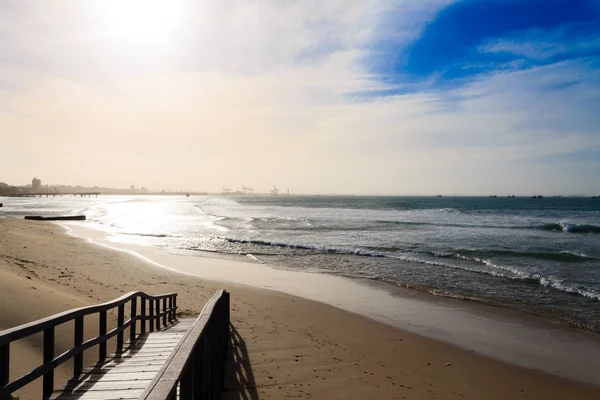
[372,220,600,234]
[540,222,600,234]
[451,254,600,301]
[435,248,598,262]
[222,237,386,257]
[218,237,600,302]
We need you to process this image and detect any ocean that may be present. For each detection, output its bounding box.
[2,195,600,332]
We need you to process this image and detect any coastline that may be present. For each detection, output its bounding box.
[65,222,600,385]
[1,218,599,399]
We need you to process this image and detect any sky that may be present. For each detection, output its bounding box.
[1,0,599,195]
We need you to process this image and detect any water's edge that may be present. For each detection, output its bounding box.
[61,222,600,386]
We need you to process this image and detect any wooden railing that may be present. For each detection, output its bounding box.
[0,291,178,400]
[142,290,230,400]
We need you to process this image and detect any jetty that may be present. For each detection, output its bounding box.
[24,216,87,221]
[3,193,100,198]
[0,290,230,400]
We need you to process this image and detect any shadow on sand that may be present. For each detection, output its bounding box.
[222,323,259,400]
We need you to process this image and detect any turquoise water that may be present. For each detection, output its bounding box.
[2,195,600,331]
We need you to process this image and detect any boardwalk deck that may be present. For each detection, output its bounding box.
[50,319,194,400]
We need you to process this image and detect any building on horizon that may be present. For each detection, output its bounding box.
[32,177,42,192]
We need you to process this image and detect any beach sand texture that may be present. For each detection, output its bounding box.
[1,219,599,399]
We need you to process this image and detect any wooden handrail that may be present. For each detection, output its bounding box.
[0,291,178,400]
[141,290,230,400]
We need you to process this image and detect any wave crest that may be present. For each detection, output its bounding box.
[436,248,597,262]
[541,222,600,234]
[123,232,174,238]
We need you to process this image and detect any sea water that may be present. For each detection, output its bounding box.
[2,195,599,331]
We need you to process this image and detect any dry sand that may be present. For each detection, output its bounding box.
[1,218,599,399]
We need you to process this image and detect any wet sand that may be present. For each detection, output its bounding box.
[1,218,599,399]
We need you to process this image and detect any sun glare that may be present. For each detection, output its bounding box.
[93,0,184,47]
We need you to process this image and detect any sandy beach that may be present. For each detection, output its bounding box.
[1,219,599,399]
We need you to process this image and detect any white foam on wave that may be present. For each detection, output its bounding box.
[559,250,590,259]
[246,254,266,264]
[202,217,229,232]
[393,254,528,281]
[452,253,600,301]
[539,276,600,301]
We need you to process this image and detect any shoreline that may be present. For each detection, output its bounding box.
[63,222,600,385]
[2,194,599,333]
[1,219,599,399]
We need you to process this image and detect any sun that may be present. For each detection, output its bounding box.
[92,0,184,47]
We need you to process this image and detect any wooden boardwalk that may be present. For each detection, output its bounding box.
[50,319,194,400]
[1,290,230,400]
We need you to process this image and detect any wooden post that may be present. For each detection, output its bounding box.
[99,310,107,362]
[173,294,177,321]
[193,345,203,400]
[43,327,55,399]
[149,299,155,333]
[74,316,84,376]
[200,335,211,400]
[168,297,173,322]
[156,299,161,330]
[213,316,219,398]
[130,297,137,345]
[201,332,214,399]
[222,293,230,391]
[180,355,195,400]
[117,304,125,354]
[141,298,147,334]
[162,297,167,327]
[0,343,9,393]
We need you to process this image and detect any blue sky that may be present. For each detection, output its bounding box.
[368,0,600,88]
[0,0,599,194]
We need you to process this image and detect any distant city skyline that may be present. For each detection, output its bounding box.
[1,1,599,195]
[0,176,598,197]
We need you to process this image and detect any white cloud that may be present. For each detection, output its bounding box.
[480,30,600,61]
